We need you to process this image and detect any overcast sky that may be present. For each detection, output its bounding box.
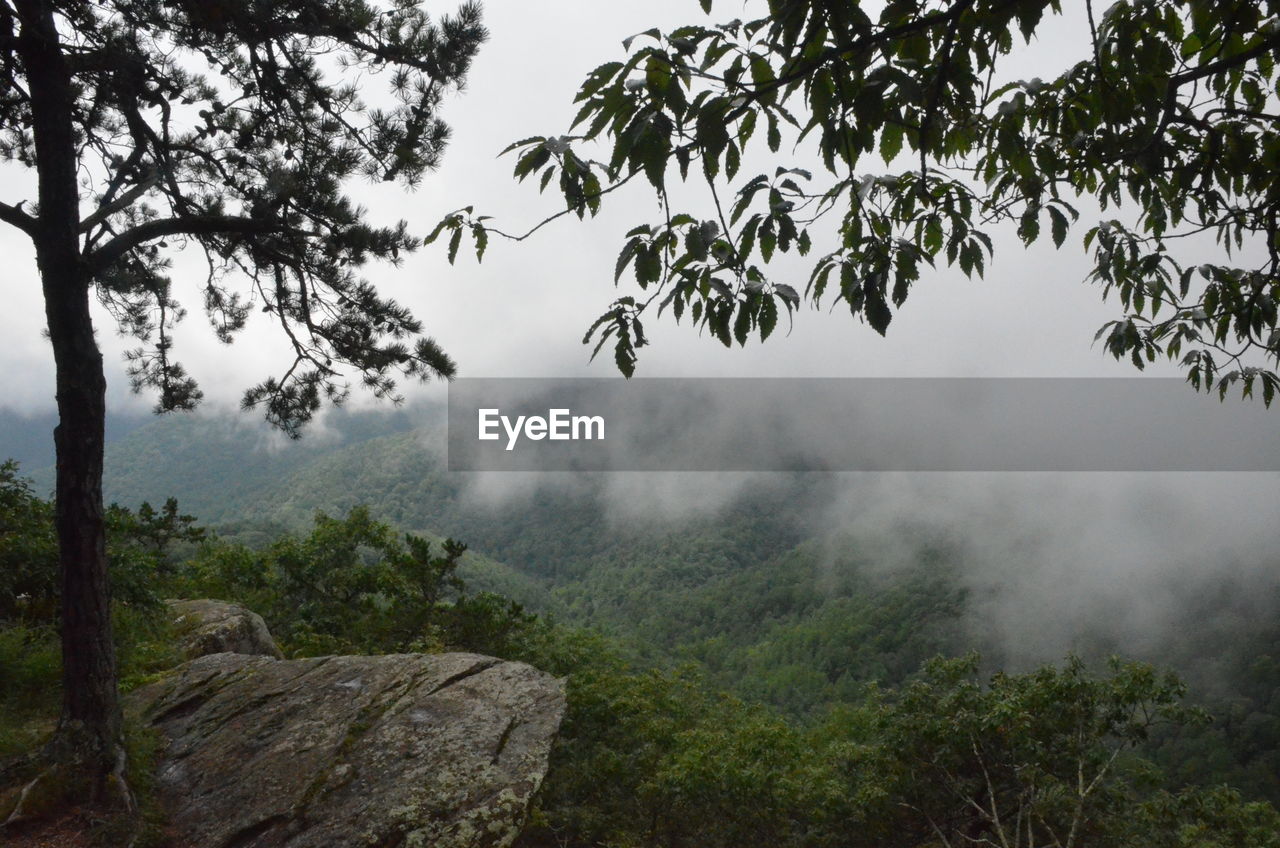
[0,0,1179,415]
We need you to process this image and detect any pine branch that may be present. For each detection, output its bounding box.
[87,215,299,274]
[0,199,35,236]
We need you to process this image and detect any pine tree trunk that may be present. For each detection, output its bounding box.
[16,0,122,787]
[46,290,118,783]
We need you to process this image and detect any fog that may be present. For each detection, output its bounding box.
[2,1,1277,674]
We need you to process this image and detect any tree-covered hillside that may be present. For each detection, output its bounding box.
[5,448,1280,846]
[17,407,1274,809]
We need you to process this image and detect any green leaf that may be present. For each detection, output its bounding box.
[733,299,752,345]
[749,54,775,89]
[636,244,663,285]
[575,62,624,103]
[808,263,832,300]
[713,304,732,346]
[738,109,757,147]
[639,124,672,191]
[645,55,672,96]
[472,225,488,262]
[423,217,453,246]
[1018,208,1040,244]
[864,288,892,335]
[622,28,661,51]
[1048,206,1069,249]
[583,310,616,345]
[775,283,800,310]
[499,136,546,156]
[725,141,741,180]
[615,336,636,377]
[759,220,777,263]
[760,293,778,339]
[738,215,760,262]
[447,227,462,265]
[880,123,904,164]
[514,147,551,181]
[615,237,641,283]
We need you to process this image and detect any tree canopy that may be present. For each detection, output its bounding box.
[437,0,1280,399]
[2,0,482,430]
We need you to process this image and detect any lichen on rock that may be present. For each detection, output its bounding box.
[127,652,565,848]
[166,599,283,660]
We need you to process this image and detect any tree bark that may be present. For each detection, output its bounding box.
[16,0,122,786]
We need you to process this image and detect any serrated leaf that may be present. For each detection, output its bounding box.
[734,300,752,345]
[423,217,452,246]
[775,283,800,309]
[615,336,636,377]
[713,304,732,346]
[615,237,641,283]
[645,55,672,96]
[583,310,615,345]
[514,146,551,181]
[636,244,662,285]
[1048,205,1068,248]
[623,28,661,51]
[759,221,777,262]
[880,123,904,164]
[760,293,778,339]
[1018,208,1039,244]
[808,264,832,300]
[749,54,775,88]
[738,215,760,262]
[725,141,741,180]
[639,125,671,191]
[738,109,757,147]
[499,136,546,156]
[575,62,625,103]
[447,227,462,265]
[864,289,892,335]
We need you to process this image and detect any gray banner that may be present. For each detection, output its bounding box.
[446,378,1280,471]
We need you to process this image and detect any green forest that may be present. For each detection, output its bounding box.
[4,410,1280,846]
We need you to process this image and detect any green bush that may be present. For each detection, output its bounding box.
[175,506,536,658]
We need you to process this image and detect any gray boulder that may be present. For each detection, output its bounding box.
[167,599,283,660]
[127,652,565,848]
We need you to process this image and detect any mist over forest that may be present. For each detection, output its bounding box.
[7,402,1277,813]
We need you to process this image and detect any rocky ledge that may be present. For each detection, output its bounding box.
[128,651,565,848]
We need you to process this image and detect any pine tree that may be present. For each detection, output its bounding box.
[0,0,484,805]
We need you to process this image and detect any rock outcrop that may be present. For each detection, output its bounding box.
[128,652,565,848]
[167,599,283,659]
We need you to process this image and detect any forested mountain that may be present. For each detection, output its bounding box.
[39,409,967,704]
[8,405,1280,808]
